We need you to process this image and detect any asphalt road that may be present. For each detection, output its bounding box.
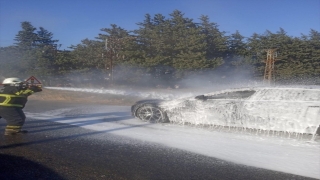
[0,100,317,180]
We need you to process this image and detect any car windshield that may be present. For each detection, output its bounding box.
[206,90,256,99]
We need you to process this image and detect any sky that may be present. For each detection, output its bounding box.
[25,86,320,179]
[0,0,319,50]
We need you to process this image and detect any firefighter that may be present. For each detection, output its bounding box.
[0,77,42,135]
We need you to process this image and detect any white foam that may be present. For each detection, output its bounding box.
[26,105,320,179]
[37,86,320,179]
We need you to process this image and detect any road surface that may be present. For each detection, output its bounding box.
[0,100,317,180]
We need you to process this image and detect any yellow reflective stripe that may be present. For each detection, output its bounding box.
[0,94,11,105]
[0,94,25,107]
[3,95,11,104]
[6,125,22,129]
[0,103,23,107]
[15,89,33,95]
[0,94,25,98]
[23,89,34,95]
[15,90,24,95]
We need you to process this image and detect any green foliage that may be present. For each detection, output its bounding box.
[1,21,60,79]
[69,39,105,71]
[127,10,225,82]
[14,21,38,50]
[199,15,228,59]
[98,24,133,67]
[0,46,23,77]
[1,12,319,86]
[52,50,74,74]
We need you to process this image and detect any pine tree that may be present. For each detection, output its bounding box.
[168,10,208,71]
[11,22,59,77]
[0,46,22,77]
[69,38,105,70]
[14,21,38,50]
[199,15,227,60]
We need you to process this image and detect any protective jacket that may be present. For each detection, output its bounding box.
[0,86,36,108]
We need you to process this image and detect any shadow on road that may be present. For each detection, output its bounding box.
[0,154,66,180]
[0,116,152,150]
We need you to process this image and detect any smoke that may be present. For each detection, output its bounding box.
[42,58,319,94]
[177,64,263,93]
[40,63,265,93]
[0,76,5,83]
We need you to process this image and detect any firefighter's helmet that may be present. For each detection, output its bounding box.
[2,77,23,85]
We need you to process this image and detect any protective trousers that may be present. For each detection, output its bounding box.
[0,106,26,131]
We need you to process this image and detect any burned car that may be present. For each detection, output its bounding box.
[131,87,320,136]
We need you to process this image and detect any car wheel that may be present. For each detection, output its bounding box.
[136,105,168,123]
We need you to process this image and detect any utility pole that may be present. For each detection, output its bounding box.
[105,38,115,84]
[105,36,136,85]
[263,48,280,85]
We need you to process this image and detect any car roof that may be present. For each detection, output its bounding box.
[203,86,320,96]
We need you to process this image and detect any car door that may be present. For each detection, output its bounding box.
[200,90,255,127]
[242,88,320,134]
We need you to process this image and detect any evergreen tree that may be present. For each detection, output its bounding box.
[98,24,133,66]
[246,30,289,80]
[169,10,208,71]
[4,11,318,86]
[35,27,59,47]
[134,10,220,80]
[199,15,227,60]
[69,38,105,71]
[307,29,320,79]
[98,24,136,83]
[11,22,59,77]
[52,50,75,75]
[0,46,22,77]
[32,27,60,76]
[14,21,38,50]
[134,13,168,67]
